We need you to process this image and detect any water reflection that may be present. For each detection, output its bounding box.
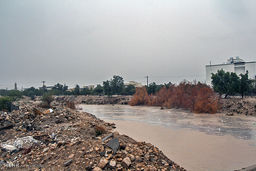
[80,104,256,141]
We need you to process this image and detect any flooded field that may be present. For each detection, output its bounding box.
[80,104,256,171]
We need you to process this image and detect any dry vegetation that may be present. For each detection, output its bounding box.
[129,82,219,114]
[66,101,76,109]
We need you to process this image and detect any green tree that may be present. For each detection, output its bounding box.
[6,90,22,99]
[239,71,251,98]
[212,70,253,98]
[103,80,111,96]
[73,85,80,95]
[164,82,173,88]
[80,87,92,95]
[23,87,42,98]
[122,84,136,95]
[147,82,157,94]
[53,83,64,91]
[63,85,68,92]
[0,97,12,112]
[110,75,124,94]
[211,70,233,98]
[51,83,69,95]
[229,72,240,95]
[93,84,103,95]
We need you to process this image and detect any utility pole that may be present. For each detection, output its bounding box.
[14,82,17,90]
[146,76,149,87]
[42,81,45,87]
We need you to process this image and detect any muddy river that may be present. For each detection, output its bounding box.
[80,104,256,171]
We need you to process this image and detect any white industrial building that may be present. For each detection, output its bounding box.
[206,57,256,85]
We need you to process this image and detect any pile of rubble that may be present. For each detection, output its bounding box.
[0,98,185,170]
[220,97,256,116]
[56,95,132,105]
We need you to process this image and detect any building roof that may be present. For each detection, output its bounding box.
[206,61,256,67]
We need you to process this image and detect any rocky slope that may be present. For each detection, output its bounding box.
[55,95,132,105]
[220,97,256,116]
[0,98,185,171]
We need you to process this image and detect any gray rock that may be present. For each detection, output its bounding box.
[1,144,18,153]
[13,136,40,149]
[63,159,72,167]
[0,120,14,131]
[1,136,40,152]
[0,160,5,167]
[122,157,131,168]
[106,138,119,154]
[102,133,113,142]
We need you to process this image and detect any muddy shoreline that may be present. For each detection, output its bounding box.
[0,98,185,170]
[60,95,256,116]
[56,95,132,105]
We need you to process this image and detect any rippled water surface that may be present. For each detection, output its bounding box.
[80,104,256,171]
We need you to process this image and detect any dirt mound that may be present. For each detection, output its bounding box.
[0,98,185,170]
[55,95,132,105]
[220,97,256,116]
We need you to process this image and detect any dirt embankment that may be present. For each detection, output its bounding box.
[59,95,256,117]
[56,95,132,105]
[0,98,185,171]
[220,97,256,116]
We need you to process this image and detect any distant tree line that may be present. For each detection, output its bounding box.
[0,75,138,99]
[0,75,176,111]
[211,69,256,98]
[0,75,179,103]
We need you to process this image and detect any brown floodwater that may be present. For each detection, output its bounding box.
[79,104,256,171]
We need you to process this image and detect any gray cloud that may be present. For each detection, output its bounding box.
[0,0,256,89]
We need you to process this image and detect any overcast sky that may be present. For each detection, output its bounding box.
[1,0,256,89]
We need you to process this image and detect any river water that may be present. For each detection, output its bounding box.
[79,104,256,171]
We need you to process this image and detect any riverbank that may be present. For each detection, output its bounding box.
[56,95,132,105]
[55,95,256,116]
[0,98,185,170]
[60,95,256,116]
[220,97,256,116]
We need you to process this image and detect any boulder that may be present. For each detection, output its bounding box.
[63,159,72,167]
[106,138,119,154]
[122,157,131,168]
[98,158,108,168]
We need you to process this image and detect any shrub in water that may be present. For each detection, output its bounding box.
[129,82,219,114]
[129,87,150,106]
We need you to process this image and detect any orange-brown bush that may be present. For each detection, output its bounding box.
[129,87,150,106]
[129,82,219,114]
